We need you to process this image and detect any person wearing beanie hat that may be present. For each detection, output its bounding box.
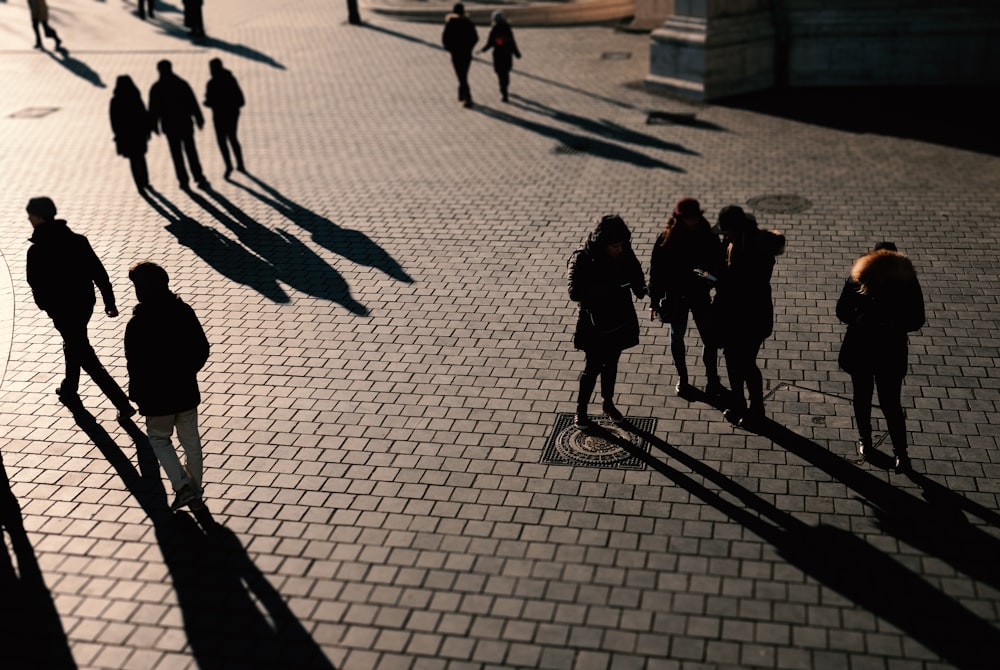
[837,242,924,473]
[125,261,211,511]
[25,197,136,419]
[712,205,786,427]
[648,198,726,398]
[567,214,647,429]
[480,9,521,103]
[442,2,478,108]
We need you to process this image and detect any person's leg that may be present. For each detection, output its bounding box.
[690,299,721,389]
[182,133,206,184]
[850,372,876,451]
[875,370,907,457]
[454,54,472,103]
[31,19,43,47]
[229,112,244,170]
[52,316,86,395]
[128,154,148,190]
[213,119,232,173]
[744,339,765,415]
[498,69,510,100]
[599,348,624,421]
[174,408,203,494]
[146,414,191,493]
[167,134,189,186]
[668,308,689,389]
[723,343,747,412]
[577,349,601,418]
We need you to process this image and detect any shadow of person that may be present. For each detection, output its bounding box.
[749,418,1000,594]
[596,423,1000,669]
[229,173,414,284]
[156,512,337,670]
[142,188,292,303]
[186,186,369,314]
[0,451,78,669]
[150,14,285,69]
[509,96,700,156]
[475,105,683,171]
[45,48,105,88]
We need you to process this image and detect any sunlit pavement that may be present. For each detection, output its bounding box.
[1,1,999,668]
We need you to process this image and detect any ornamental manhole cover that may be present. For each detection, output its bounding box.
[746,194,812,214]
[542,414,653,470]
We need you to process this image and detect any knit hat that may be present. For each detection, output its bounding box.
[673,197,702,218]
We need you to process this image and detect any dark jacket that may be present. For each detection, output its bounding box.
[27,220,116,320]
[149,73,204,136]
[837,249,924,377]
[568,222,645,352]
[481,22,520,73]
[648,216,726,312]
[110,87,151,158]
[204,68,245,117]
[442,13,478,56]
[714,227,785,345]
[125,293,210,416]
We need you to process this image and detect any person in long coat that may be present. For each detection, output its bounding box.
[480,10,521,102]
[837,242,924,472]
[442,3,478,107]
[203,58,246,177]
[28,0,62,50]
[567,214,646,429]
[110,75,152,192]
[648,197,727,397]
[713,205,785,427]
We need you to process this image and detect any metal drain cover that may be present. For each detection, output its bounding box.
[542,414,653,470]
[9,107,59,119]
[746,194,812,214]
[601,51,631,60]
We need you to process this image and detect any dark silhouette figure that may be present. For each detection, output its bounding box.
[567,214,646,429]
[837,242,925,473]
[183,0,205,38]
[109,74,152,192]
[480,10,520,102]
[28,0,62,50]
[713,205,785,427]
[137,0,155,19]
[203,58,245,178]
[126,262,211,512]
[149,60,208,190]
[25,197,136,419]
[442,2,478,107]
[648,197,726,397]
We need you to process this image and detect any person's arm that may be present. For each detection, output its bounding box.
[82,238,118,315]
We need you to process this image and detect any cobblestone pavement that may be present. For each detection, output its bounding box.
[1,1,999,669]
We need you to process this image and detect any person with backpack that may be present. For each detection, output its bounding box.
[567,215,647,429]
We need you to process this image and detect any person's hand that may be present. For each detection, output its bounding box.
[106,307,119,318]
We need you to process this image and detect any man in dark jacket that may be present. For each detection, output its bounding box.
[125,262,210,511]
[25,197,135,419]
[203,58,246,178]
[148,60,208,190]
[442,3,478,108]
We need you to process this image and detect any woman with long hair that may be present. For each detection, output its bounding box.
[110,75,152,192]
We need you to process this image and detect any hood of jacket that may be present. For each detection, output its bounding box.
[850,249,916,293]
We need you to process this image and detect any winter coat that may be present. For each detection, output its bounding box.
[648,217,726,315]
[713,227,785,346]
[125,293,210,416]
[837,249,924,377]
[110,89,151,158]
[27,220,116,320]
[568,224,645,353]
[204,68,245,117]
[149,73,204,136]
[442,13,478,56]
[28,0,48,22]
[482,22,520,73]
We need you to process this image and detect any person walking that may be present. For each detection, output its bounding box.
[148,60,209,190]
[182,0,205,38]
[137,0,155,20]
[28,0,62,50]
[109,75,153,193]
[480,10,520,103]
[203,58,246,178]
[648,197,727,398]
[567,214,647,429]
[712,205,785,427]
[442,2,478,108]
[124,262,211,511]
[25,197,136,419]
[837,242,924,473]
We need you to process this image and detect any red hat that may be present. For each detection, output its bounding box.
[673,197,702,218]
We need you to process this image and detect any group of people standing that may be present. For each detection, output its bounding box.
[25,197,212,512]
[442,3,522,107]
[109,58,245,193]
[568,199,924,473]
